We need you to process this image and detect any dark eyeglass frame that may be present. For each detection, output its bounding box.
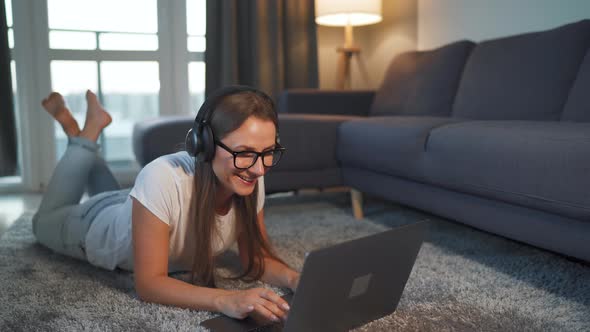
[215,140,285,170]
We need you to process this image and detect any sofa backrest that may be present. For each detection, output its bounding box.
[369,40,474,117]
[561,47,590,122]
[452,20,590,121]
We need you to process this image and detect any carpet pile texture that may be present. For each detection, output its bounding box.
[1,192,589,331]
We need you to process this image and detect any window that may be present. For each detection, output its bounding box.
[5,0,12,47]
[5,0,15,99]
[2,0,20,181]
[47,0,161,164]
[187,0,206,113]
[6,0,206,190]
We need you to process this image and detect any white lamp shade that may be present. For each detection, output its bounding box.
[315,0,382,27]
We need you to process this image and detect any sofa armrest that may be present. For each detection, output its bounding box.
[278,89,374,116]
[132,115,193,166]
[265,113,362,192]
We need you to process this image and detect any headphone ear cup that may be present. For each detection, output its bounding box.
[199,124,215,162]
[185,128,198,156]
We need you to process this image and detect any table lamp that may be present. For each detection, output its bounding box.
[316,0,382,89]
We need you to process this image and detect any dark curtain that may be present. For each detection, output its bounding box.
[205,0,318,100]
[0,1,17,176]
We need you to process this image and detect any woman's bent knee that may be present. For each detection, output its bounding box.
[31,207,89,262]
[31,212,58,250]
[31,209,68,253]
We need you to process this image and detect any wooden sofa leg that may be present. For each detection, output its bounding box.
[351,189,364,220]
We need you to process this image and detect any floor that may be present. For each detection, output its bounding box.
[0,193,42,238]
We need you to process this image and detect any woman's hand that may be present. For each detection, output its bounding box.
[215,288,290,324]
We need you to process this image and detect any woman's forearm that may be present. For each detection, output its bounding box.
[136,275,231,312]
[261,257,300,291]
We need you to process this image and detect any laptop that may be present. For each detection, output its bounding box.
[201,221,428,332]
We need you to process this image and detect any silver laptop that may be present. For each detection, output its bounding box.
[201,221,428,332]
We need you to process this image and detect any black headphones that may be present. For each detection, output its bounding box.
[185,85,279,162]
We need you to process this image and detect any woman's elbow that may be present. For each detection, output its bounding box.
[134,276,156,302]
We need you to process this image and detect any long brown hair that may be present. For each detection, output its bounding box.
[190,90,287,287]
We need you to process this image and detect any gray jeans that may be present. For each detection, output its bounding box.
[32,136,123,261]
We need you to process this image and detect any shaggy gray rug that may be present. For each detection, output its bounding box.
[1,192,589,332]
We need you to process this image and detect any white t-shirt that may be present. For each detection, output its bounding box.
[84,151,265,272]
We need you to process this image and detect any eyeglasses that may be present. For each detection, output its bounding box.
[215,140,285,170]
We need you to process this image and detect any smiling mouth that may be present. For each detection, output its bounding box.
[237,174,257,184]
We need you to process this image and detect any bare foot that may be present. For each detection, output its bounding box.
[41,92,81,137]
[79,90,112,142]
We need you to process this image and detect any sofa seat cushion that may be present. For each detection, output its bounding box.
[424,121,590,221]
[338,116,462,180]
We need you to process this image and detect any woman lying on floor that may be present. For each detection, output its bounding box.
[33,86,299,324]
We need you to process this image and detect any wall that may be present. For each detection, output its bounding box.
[418,0,590,50]
[317,0,417,89]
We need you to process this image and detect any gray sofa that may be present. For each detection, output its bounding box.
[133,20,590,262]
